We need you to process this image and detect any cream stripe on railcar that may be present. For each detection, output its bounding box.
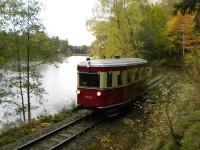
[123,70,127,86]
[112,71,119,87]
[100,72,107,89]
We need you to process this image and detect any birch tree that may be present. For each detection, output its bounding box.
[0,0,47,123]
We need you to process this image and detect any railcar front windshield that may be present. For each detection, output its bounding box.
[79,73,100,88]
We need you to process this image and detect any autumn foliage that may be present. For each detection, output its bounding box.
[167,12,200,56]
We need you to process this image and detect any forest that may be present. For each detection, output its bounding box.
[85,0,200,149]
[0,0,200,149]
[87,0,200,59]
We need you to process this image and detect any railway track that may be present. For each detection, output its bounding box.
[16,76,164,150]
[146,75,167,91]
[17,111,100,150]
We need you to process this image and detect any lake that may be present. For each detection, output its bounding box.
[0,56,87,128]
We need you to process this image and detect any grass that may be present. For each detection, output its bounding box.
[0,125,31,146]
[37,107,73,123]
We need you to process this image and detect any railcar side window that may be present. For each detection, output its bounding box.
[132,69,136,82]
[127,70,132,83]
[118,71,123,86]
[79,73,100,87]
[141,67,146,78]
[140,67,143,78]
[107,72,112,87]
[135,68,140,80]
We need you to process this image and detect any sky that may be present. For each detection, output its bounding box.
[40,0,159,46]
[40,0,97,46]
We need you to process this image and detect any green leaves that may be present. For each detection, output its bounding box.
[138,4,169,60]
[87,0,144,58]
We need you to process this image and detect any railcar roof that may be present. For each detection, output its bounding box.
[78,58,148,67]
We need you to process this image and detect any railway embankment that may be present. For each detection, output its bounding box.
[82,68,200,150]
[0,108,91,149]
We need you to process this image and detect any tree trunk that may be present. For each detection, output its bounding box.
[122,0,136,51]
[15,32,26,122]
[27,0,31,123]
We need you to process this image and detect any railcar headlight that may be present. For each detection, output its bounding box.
[97,91,101,96]
[76,90,80,94]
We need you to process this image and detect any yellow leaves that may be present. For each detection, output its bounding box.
[167,16,178,34]
[166,12,200,54]
[167,12,194,34]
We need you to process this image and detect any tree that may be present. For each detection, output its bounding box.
[167,12,200,57]
[138,4,169,60]
[0,0,27,121]
[161,0,181,16]
[175,0,200,31]
[0,0,54,123]
[87,0,144,58]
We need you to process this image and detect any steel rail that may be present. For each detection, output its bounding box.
[49,120,100,150]
[16,111,95,150]
[145,75,167,91]
[16,76,165,150]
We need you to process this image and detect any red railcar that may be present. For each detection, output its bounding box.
[77,58,148,110]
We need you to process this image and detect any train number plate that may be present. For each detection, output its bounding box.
[85,96,93,100]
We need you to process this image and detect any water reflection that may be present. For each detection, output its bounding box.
[33,56,87,116]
